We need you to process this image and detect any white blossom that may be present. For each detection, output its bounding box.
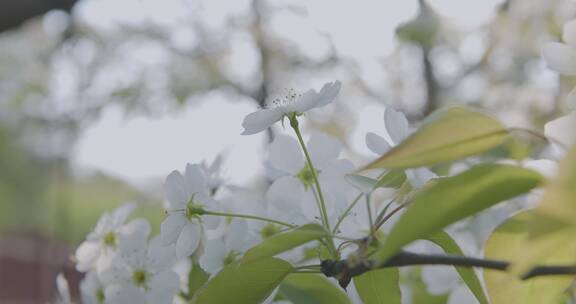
[99,236,179,304]
[161,163,221,259]
[75,202,150,272]
[241,81,341,135]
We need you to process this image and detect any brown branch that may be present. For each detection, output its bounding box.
[321,250,576,289]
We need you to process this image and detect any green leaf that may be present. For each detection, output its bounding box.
[512,146,576,274]
[346,170,406,194]
[372,164,543,265]
[424,232,488,304]
[242,224,326,263]
[484,211,575,304]
[192,258,293,304]
[279,274,351,304]
[353,269,401,304]
[188,262,209,297]
[364,106,508,169]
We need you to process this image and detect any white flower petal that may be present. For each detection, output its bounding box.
[105,285,146,304]
[111,202,136,228]
[164,170,190,209]
[160,213,187,245]
[307,132,341,169]
[176,223,201,259]
[241,107,284,135]
[384,107,410,144]
[147,237,176,272]
[75,241,101,271]
[266,177,304,212]
[291,81,341,112]
[544,111,576,148]
[225,219,249,251]
[199,239,227,274]
[542,42,576,75]
[523,159,558,179]
[120,218,151,240]
[268,135,304,175]
[148,270,180,304]
[406,168,437,188]
[56,273,71,303]
[366,132,392,155]
[93,213,113,236]
[447,285,477,304]
[185,163,208,195]
[563,19,576,48]
[421,265,460,295]
[203,214,221,230]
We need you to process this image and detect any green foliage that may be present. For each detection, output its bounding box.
[511,146,576,274]
[364,107,508,170]
[192,258,293,304]
[425,231,488,304]
[242,223,326,263]
[279,274,351,304]
[484,211,575,304]
[353,269,401,304]
[372,164,543,265]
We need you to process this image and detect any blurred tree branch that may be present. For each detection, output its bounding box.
[0,0,77,32]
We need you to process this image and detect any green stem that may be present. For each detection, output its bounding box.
[365,195,374,237]
[203,210,296,228]
[289,115,337,258]
[333,193,363,234]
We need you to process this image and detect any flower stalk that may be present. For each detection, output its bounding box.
[289,114,337,258]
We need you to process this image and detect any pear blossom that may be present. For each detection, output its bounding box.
[75,202,150,272]
[99,236,179,304]
[199,219,256,273]
[542,20,576,108]
[161,163,221,259]
[366,107,437,188]
[241,81,341,135]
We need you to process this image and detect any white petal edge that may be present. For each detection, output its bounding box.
[241,108,284,135]
[176,223,201,259]
[384,107,410,144]
[542,42,576,75]
[160,213,187,245]
[366,132,392,155]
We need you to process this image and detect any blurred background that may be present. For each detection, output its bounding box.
[1,0,575,302]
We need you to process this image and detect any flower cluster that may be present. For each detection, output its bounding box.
[58,65,572,303]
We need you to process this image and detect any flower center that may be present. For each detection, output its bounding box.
[103,231,116,248]
[297,164,319,190]
[132,269,149,288]
[260,223,281,239]
[269,88,302,108]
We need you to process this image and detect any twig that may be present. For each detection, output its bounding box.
[321,250,576,289]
